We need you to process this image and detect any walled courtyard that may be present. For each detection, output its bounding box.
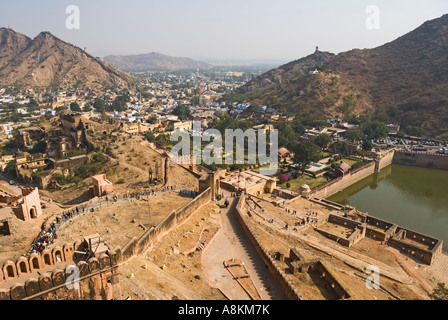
[119,200,226,300]
[51,191,194,251]
[238,193,443,300]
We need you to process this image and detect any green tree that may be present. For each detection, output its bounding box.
[55,106,68,113]
[155,134,171,148]
[144,131,156,143]
[209,113,236,135]
[291,117,305,135]
[70,102,81,112]
[116,91,131,103]
[334,141,349,156]
[7,113,23,123]
[93,98,106,112]
[171,105,192,121]
[141,92,154,99]
[108,100,127,112]
[7,102,21,112]
[345,128,364,142]
[386,105,399,121]
[361,120,389,140]
[373,112,390,123]
[278,124,300,150]
[3,160,17,178]
[147,116,158,124]
[429,283,448,300]
[100,112,110,122]
[291,141,322,174]
[27,98,39,111]
[190,96,200,105]
[5,137,18,150]
[313,133,332,149]
[84,103,93,112]
[29,140,47,154]
[362,140,373,151]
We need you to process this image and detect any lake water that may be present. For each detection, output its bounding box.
[328,164,448,249]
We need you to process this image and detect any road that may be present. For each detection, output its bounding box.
[202,190,287,300]
[0,173,21,195]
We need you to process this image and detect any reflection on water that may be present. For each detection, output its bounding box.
[329,164,448,249]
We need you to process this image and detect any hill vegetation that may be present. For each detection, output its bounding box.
[230,14,448,138]
[0,28,139,93]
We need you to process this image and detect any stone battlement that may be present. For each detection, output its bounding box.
[0,240,121,300]
[393,149,448,170]
[0,184,215,300]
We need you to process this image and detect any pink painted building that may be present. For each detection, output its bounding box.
[15,188,43,221]
[92,174,114,197]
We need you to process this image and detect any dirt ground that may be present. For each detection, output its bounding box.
[119,200,227,300]
[0,197,63,262]
[52,192,194,250]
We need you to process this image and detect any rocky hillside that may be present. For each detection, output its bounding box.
[0,28,139,92]
[234,14,448,136]
[103,52,212,71]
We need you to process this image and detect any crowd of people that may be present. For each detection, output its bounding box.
[127,185,176,198]
[125,186,199,199]
[31,230,53,254]
[30,207,86,254]
[229,189,244,197]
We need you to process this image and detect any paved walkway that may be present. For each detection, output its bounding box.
[202,190,287,300]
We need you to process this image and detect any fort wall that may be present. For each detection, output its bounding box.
[0,243,121,300]
[376,148,395,172]
[314,261,351,300]
[315,214,366,247]
[0,187,213,300]
[234,195,304,300]
[312,162,375,198]
[393,150,448,170]
[388,227,443,265]
[121,187,212,260]
[365,216,397,242]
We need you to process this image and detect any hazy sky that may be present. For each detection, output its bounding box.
[0,0,447,63]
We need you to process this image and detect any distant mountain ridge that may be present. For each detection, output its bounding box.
[235,14,448,136]
[103,52,212,71]
[0,28,138,92]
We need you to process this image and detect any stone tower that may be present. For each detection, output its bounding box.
[164,157,170,186]
[148,167,153,183]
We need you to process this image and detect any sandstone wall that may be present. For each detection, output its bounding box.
[388,227,442,265]
[376,149,395,172]
[0,243,121,300]
[312,162,376,198]
[315,261,352,299]
[393,150,448,170]
[234,195,303,300]
[121,188,212,259]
